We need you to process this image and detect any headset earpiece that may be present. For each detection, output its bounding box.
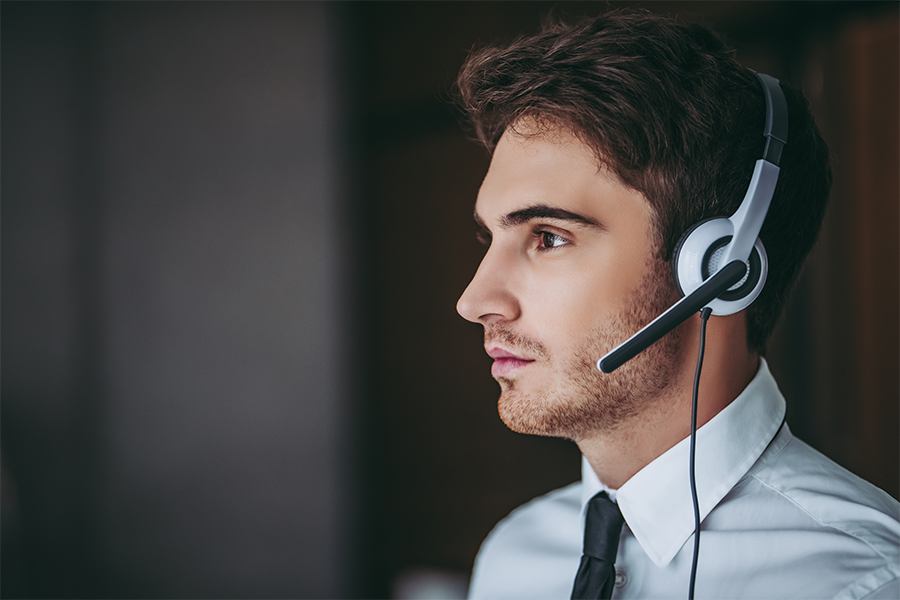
[672,217,769,316]
[670,217,717,288]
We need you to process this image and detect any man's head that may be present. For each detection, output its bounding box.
[453,9,831,439]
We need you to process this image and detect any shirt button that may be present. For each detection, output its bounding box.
[615,568,627,588]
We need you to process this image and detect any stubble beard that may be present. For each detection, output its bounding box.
[495,258,686,441]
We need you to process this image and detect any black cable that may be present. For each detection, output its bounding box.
[689,306,713,600]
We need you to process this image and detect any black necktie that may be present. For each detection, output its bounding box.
[571,491,625,600]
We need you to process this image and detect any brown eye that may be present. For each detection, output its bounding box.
[535,230,569,252]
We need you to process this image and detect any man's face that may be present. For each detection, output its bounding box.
[456,121,688,442]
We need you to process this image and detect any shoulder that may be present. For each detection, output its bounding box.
[468,480,581,599]
[473,480,581,562]
[749,427,900,558]
[744,426,900,597]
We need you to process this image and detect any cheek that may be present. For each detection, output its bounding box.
[521,263,625,354]
[527,252,644,321]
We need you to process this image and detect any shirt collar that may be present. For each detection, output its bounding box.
[580,357,786,567]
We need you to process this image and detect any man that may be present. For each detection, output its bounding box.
[453,9,899,600]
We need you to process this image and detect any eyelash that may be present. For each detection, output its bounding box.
[474,228,571,252]
[533,228,570,252]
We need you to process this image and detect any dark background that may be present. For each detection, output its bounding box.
[2,1,897,598]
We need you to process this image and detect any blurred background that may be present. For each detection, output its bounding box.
[2,1,897,598]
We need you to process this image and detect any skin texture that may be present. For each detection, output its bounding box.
[456,120,759,489]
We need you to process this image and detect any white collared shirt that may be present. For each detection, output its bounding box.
[467,359,900,599]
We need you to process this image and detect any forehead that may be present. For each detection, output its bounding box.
[475,123,626,220]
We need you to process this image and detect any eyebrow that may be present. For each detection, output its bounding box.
[473,203,605,235]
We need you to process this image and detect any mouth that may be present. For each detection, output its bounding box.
[486,346,536,378]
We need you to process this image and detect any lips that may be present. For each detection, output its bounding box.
[486,346,535,377]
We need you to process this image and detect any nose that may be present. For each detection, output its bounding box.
[456,248,521,325]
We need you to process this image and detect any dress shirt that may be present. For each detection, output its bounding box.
[467,359,900,599]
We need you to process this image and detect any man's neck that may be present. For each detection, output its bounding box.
[577,319,760,490]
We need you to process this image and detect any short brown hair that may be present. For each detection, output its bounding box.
[454,8,832,355]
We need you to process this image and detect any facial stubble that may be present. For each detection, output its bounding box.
[495,258,686,441]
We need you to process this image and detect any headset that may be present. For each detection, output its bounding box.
[598,71,787,373]
[595,71,788,599]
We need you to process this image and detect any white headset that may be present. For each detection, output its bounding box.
[598,71,788,373]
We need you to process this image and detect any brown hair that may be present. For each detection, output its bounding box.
[454,8,832,355]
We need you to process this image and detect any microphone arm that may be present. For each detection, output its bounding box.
[597,260,748,373]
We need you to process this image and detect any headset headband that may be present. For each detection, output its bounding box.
[754,71,788,165]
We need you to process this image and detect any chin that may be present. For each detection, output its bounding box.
[496,385,580,439]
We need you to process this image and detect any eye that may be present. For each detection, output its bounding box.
[534,229,570,252]
[475,230,491,247]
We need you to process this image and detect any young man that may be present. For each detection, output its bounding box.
[453,10,899,600]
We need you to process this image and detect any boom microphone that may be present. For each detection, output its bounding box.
[597,260,747,373]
